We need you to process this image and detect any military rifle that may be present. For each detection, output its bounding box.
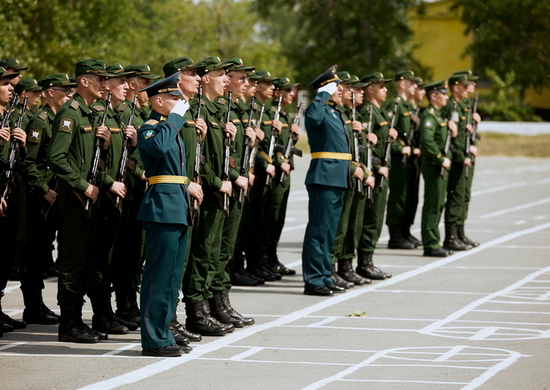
[112,95,138,214]
[440,100,458,178]
[465,93,479,179]
[0,95,17,155]
[191,85,203,221]
[379,104,398,191]
[265,94,282,189]
[236,97,255,207]
[402,106,420,166]
[350,91,365,197]
[245,104,264,200]
[365,105,374,203]
[0,96,28,207]
[80,92,112,217]
[279,101,304,186]
[221,90,232,216]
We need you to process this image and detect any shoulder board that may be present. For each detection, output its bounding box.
[264,120,272,125]
[439,122,447,127]
[253,102,259,110]
[92,105,105,112]
[70,100,80,110]
[428,108,435,114]
[211,122,220,127]
[345,120,351,124]
[242,119,249,125]
[464,108,471,112]
[118,102,128,111]
[144,119,159,126]
[232,119,241,124]
[379,121,388,126]
[216,97,227,105]
[281,123,289,128]
[271,106,277,113]
[402,112,410,117]
[38,110,48,121]
[185,120,196,126]
[394,96,401,102]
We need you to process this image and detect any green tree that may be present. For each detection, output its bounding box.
[453,0,550,95]
[253,0,422,86]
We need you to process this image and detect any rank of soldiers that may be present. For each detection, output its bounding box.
[0,55,480,357]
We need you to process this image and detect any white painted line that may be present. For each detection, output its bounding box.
[479,197,550,219]
[473,309,550,315]
[471,182,527,196]
[307,317,339,327]
[461,351,523,390]
[0,342,26,351]
[78,221,550,390]
[102,343,140,356]
[229,346,263,361]
[433,345,469,362]
[537,178,550,184]
[469,327,500,341]
[514,220,527,225]
[282,223,307,232]
[339,379,469,385]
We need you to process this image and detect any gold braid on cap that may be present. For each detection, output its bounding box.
[158,87,180,93]
[319,75,339,87]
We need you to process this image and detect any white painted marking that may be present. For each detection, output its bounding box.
[0,342,26,351]
[307,317,339,327]
[469,327,501,341]
[479,198,550,219]
[282,223,307,232]
[537,178,550,184]
[229,346,263,361]
[102,343,140,356]
[471,182,527,196]
[461,351,523,390]
[514,220,527,225]
[78,222,550,390]
[433,345,468,362]
[534,215,547,220]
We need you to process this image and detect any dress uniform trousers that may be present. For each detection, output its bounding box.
[140,222,188,349]
[445,161,467,226]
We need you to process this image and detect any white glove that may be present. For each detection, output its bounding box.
[170,99,190,117]
[318,82,338,95]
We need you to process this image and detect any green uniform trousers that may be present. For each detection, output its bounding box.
[214,198,242,291]
[462,164,475,224]
[444,161,466,226]
[358,178,389,254]
[182,196,224,304]
[140,222,188,349]
[421,163,449,251]
[403,157,421,227]
[386,153,409,227]
[332,179,365,262]
[302,184,343,289]
[264,176,291,255]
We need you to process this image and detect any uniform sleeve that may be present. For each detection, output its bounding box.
[24,118,49,195]
[420,113,445,165]
[138,113,185,158]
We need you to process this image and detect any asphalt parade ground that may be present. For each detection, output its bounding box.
[2,155,550,390]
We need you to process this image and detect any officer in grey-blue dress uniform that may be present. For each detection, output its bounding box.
[302,65,351,297]
[137,72,193,357]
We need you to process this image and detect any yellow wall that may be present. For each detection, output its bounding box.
[410,0,549,109]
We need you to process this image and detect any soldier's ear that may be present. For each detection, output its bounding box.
[202,74,210,85]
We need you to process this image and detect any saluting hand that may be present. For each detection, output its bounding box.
[124,125,138,147]
[195,118,207,141]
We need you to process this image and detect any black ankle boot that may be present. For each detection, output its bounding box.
[22,289,59,325]
[91,297,129,335]
[220,289,254,326]
[185,301,228,337]
[388,225,415,250]
[356,252,391,280]
[115,290,140,326]
[58,304,100,343]
[331,264,354,289]
[444,225,471,251]
[209,292,245,328]
[337,258,370,285]
[457,225,480,247]
[401,224,421,248]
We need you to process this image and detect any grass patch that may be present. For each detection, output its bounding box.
[478,132,550,158]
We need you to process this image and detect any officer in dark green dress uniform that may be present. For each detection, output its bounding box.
[419,79,457,257]
[22,73,76,325]
[47,59,114,343]
[0,66,28,335]
[385,70,419,250]
[111,64,161,326]
[355,72,394,281]
[137,72,192,357]
[302,65,350,296]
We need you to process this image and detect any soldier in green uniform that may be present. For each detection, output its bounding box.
[419,79,457,257]
[47,59,114,343]
[442,73,476,251]
[22,73,75,325]
[88,63,139,335]
[0,58,26,86]
[452,70,481,248]
[355,72,395,281]
[385,70,419,249]
[0,67,28,334]
[262,76,300,277]
[332,72,373,287]
[111,64,161,326]
[402,77,425,246]
[209,57,256,329]
[181,57,234,337]
[137,72,192,357]
[14,78,42,129]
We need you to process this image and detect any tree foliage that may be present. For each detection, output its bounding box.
[253,0,423,86]
[453,0,550,94]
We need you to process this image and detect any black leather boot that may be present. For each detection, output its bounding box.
[0,296,26,329]
[261,253,282,280]
[264,251,296,276]
[185,301,228,337]
[91,297,129,335]
[444,225,471,251]
[457,225,480,247]
[171,309,202,342]
[388,225,415,249]
[356,252,391,280]
[22,289,59,325]
[402,224,421,248]
[220,289,254,326]
[247,252,276,282]
[337,258,370,285]
[58,304,100,343]
[331,264,354,289]
[209,292,245,328]
[115,290,140,326]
